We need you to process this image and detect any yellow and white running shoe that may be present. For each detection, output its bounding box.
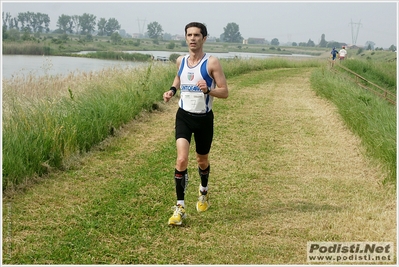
[196,186,210,212]
[168,204,186,226]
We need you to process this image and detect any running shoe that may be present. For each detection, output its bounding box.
[168,204,186,226]
[196,186,210,212]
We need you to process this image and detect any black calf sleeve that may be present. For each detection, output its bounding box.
[175,169,188,200]
[198,165,210,188]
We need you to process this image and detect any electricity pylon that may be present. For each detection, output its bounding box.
[137,18,146,35]
[349,19,362,45]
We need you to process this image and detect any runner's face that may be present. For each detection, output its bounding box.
[186,27,206,50]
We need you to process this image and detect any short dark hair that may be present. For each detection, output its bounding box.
[185,22,208,37]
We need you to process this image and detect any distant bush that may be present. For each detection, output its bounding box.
[167,41,175,49]
[169,53,181,63]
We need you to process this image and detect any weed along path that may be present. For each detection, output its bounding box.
[3,67,396,264]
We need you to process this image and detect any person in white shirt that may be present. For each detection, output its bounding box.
[339,46,347,60]
[163,22,229,226]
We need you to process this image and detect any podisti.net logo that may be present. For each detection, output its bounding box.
[307,242,394,263]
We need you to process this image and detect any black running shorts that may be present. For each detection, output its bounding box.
[175,108,214,155]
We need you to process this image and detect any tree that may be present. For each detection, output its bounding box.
[57,14,72,33]
[388,44,396,52]
[29,12,50,33]
[271,38,279,46]
[97,18,107,36]
[147,21,163,39]
[11,17,18,30]
[105,18,120,36]
[2,25,8,40]
[110,32,122,44]
[79,13,96,34]
[365,41,375,50]
[10,12,49,33]
[223,22,243,43]
[17,12,29,32]
[2,12,11,30]
[307,39,315,47]
[326,41,340,48]
[318,34,328,47]
[72,15,80,34]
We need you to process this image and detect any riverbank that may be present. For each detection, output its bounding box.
[2,34,326,58]
[3,54,396,189]
[3,65,395,264]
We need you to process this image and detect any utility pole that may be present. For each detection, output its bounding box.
[349,19,362,45]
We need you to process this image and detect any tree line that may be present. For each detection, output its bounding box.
[1,11,246,42]
[2,11,121,36]
[2,11,50,33]
[2,11,396,50]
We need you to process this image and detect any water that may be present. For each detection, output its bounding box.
[1,55,148,80]
[2,52,313,80]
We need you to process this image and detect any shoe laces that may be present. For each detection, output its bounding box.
[198,194,207,203]
[172,205,184,216]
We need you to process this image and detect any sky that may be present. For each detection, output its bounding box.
[1,0,398,48]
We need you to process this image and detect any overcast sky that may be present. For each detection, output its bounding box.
[1,1,397,48]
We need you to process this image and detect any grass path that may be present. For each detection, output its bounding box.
[2,67,396,264]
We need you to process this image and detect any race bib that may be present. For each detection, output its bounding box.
[183,92,206,113]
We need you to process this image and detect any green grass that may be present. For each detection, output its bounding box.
[310,65,396,183]
[2,56,396,188]
[2,65,395,264]
[67,51,153,61]
[2,58,323,190]
[339,58,396,94]
[2,64,176,189]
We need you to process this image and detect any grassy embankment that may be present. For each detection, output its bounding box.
[2,51,396,190]
[2,56,396,264]
[314,49,397,183]
[2,58,320,189]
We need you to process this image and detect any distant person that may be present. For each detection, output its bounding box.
[330,47,339,67]
[339,46,347,61]
[331,47,339,60]
[162,22,229,226]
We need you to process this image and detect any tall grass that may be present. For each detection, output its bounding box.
[3,56,394,189]
[70,51,153,61]
[310,66,396,183]
[2,42,52,55]
[2,64,175,189]
[340,59,397,94]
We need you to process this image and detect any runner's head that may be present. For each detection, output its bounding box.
[185,22,208,38]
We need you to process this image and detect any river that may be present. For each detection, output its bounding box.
[2,51,313,80]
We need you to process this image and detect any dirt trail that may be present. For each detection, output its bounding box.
[3,67,396,264]
[208,67,396,263]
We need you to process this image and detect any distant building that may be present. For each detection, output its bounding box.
[172,34,185,41]
[348,45,361,49]
[131,33,143,38]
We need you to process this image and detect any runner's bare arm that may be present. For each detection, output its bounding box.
[207,56,228,98]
